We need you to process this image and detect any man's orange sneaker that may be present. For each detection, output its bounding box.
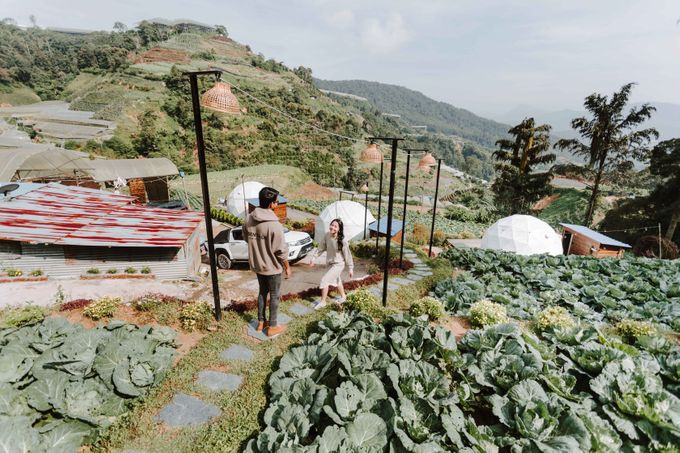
[256,321,269,332]
[266,324,287,337]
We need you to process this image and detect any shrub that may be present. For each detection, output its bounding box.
[535,306,575,332]
[125,267,137,274]
[210,207,244,226]
[179,301,213,332]
[83,296,121,320]
[469,299,508,327]
[30,269,43,277]
[366,263,380,275]
[6,268,23,277]
[344,289,385,319]
[350,240,377,258]
[130,293,183,312]
[432,229,447,246]
[86,267,100,275]
[140,266,151,274]
[107,268,118,274]
[0,305,47,327]
[59,299,94,311]
[615,319,657,342]
[410,223,429,245]
[409,296,445,321]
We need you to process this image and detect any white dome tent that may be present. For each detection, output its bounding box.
[226,181,265,219]
[481,215,563,256]
[315,200,376,242]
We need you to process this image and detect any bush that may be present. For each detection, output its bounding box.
[30,269,43,277]
[615,319,657,342]
[535,306,575,332]
[350,240,376,258]
[83,296,121,320]
[344,289,385,319]
[0,305,47,327]
[6,268,23,277]
[59,299,94,311]
[469,299,508,327]
[131,293,183,312]
[410,223,429,245]
[107,268,118,274]
[432,229,447,246]
[125,267,137,274]
[409,296,445,321]
[179,301,213,332]
[86,267,100,275]
[210,207,244,226]
[140,266,151,274]
[366,263,380,275]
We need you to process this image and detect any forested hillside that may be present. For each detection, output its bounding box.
[314,78,510,148]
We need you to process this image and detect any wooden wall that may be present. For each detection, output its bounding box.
[563,229,625,258]
[248,203,287,223]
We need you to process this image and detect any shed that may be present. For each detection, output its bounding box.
[247,195,288,223]
[368,217,404,243]
[560,223,631,258]
[0,183,203,280]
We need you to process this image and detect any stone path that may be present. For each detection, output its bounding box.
[151,247,434,435]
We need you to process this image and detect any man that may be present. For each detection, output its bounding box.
[243,187,290,337]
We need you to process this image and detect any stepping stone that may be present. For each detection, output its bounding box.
[368,287,382,298]
[155,393,221,428]
[220,344,255,362]
[387,283,400,291]
[409,258,423,264]
[247,313,293,341]
[413,264,429,269]
[405,274,424,282]
[391,277,412,286]
[121,450,148,453]
[404,253,417,258]
[412,271,433,277]
[289,302,312,316]
[197,371,242,392]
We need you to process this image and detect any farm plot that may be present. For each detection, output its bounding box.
[435,248,680,331]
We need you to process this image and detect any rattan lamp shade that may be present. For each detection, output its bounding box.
[201,82,241,114]
[360,183,369,193]
[419,152,436,167]
[417,162,431,173]
[360,143,383,163]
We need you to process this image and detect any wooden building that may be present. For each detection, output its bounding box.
[560,223,631,258]
[247,195,288,223]
[369,217,404,243]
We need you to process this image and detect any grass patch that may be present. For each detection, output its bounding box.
[92,302,326,452]
[0,85,41,105]
[538,188,589,227]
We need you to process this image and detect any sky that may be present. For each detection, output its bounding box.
[2,0,680,116]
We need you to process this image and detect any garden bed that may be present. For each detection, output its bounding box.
[80,274,156,280]
[0,276,48,283]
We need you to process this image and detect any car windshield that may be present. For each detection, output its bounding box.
[214,229,231,243]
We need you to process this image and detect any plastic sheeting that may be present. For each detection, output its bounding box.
[481,215,563,256]
[227,181,265,219]
[315,200,376,242]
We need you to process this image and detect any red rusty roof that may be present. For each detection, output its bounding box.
[0,183,203,247]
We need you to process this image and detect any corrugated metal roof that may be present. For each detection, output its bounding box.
[560,223,631,248]
[88,158,178,182]
[0,183,202,247]
[369,217,404,236]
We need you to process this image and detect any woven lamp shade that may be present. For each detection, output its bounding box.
[201,82,241,114]
[360,143,383,163]
[360,183,369,193]
[419,152,436,167]
[417,162,431,173]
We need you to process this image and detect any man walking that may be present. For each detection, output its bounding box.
[243,187,290,337]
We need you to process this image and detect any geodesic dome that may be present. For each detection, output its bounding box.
[227,181,265,219]
[315,200,376,242]
[481,215,563,256]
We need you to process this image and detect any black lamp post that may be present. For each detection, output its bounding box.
[429,158,443,258]
[398,148,428,268]
[360,183,369,240]
[375,160,384,249]
[184,70,241,321]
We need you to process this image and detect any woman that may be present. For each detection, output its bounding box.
[311,218,354,309]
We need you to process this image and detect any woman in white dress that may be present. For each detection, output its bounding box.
[311,218,354,309]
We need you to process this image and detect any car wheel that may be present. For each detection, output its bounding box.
[216,251,232,269]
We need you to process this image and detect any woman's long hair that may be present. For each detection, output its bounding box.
[331,218,344,250]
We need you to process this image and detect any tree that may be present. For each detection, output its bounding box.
[132,110,162,157]
[649,138,680,240]
[113,21,127,33]
[214,25,227,36]
[491,118,555,215]
[555,83,658,225]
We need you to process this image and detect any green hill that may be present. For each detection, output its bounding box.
[314,79,511,148]
[0,20,496,185]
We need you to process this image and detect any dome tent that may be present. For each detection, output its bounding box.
[315,200,376,242]
[227,181,265,219]
[481,214,563,256]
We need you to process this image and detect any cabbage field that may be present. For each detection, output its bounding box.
[0,318,176,452]
[246,249,680,451]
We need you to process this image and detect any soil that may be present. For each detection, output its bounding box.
[533,193,561,210]
[287,181,335,200]
[440,316,471,340]
[54,304,205,363]
[130,47,191,64]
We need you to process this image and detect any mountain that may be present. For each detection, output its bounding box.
[313,79,510,148]
[494,102,680,142]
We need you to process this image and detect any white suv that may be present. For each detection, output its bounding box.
[204,226,313,269]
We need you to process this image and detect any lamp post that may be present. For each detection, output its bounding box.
[185,70,241,321]
[398,148,428,268]
[360,183,369,240]
[362,137,403,307]
[429,158,443,258]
